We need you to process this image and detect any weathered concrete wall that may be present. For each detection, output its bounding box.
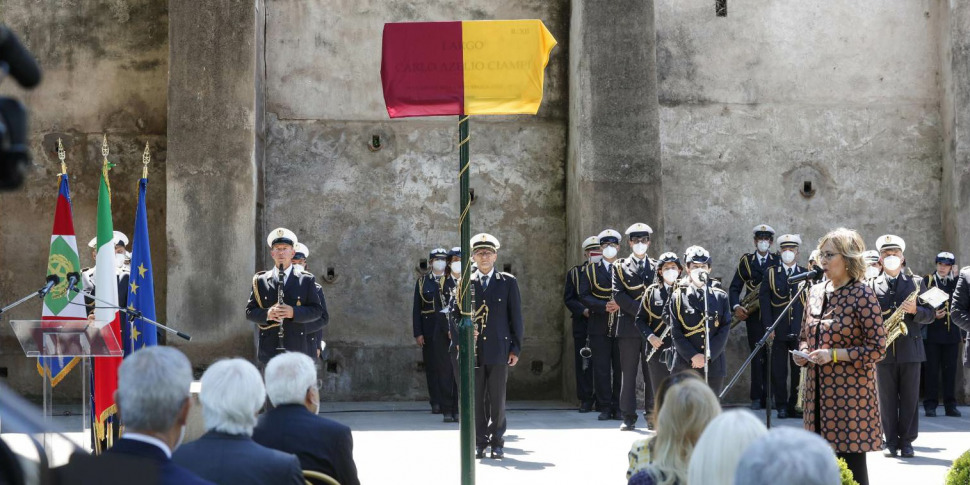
[166,1,258,368]
[656,0,944,401]
[939,0,970,402]
[565,0,663,402]
[0,0,168,399]
[263,0,568,400]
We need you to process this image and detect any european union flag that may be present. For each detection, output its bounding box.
[125,178,157,354]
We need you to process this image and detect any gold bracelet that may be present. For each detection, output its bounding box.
[831,348,837,363]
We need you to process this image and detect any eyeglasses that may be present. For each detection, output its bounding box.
[820,251,840,261]
[629,237,650,244]
[473,250,496,257]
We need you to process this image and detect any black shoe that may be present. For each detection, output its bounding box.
[750,401,763,410]
[443,415,457,423]
[900,444,915,458]
[579,401,594,413]
[884,446,898,457]
[925,407,937,417]
[945,406,962,417]
[475,447,486,459]
[431,404,442,414]
[491,447,504,459]
[611,410,623,421]
[620,420,636,431]
[787,407,803,418]
[597,411,611,421]
[777,408,788,419]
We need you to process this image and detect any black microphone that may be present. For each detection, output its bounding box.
[66,271,81,292]
[0,26,41,88]
[788,267,824,285]
[38,274,60,297]
[698,270,710,284]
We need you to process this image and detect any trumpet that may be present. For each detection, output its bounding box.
[729,283,760,329]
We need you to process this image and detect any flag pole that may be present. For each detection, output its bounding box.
[457,115,475,485]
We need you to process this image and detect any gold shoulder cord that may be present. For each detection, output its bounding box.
[570,266,580,292]
[586,263,612,300]
[642,283,663,320]
[678,287,706,337]
[252,274,264,308]
[769,270,787,306]
[618,263,645,292]
[419,275,435,314]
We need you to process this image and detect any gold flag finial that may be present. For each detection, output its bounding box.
[101,134,109,160]
[57,138,67,175]
[142,142,151,178]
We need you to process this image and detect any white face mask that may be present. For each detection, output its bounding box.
[451,261,461,274]
[590,255,603,264]
[882,255,902,272]
[864,266,881,279]
[757,240,770,253]
[602,246,618,259]
[114,252,127,268]
[690,268,709,287]
[292,263,305,273]
[432,260,447,272]
[662,269,679,284]
[632,242,649,256]
[781,250,795,264]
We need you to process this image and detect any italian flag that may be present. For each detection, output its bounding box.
[92,159,122,445]
[37,173,87,386]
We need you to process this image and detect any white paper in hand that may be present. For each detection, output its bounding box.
[790,349,812,361]
[919,287,949,309]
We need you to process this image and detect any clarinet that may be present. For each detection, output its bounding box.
[275,263,286,354]
[645,283,679,362]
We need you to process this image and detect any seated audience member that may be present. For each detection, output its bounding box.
[253,352,360,485]
[58,347,213,485]
[173,359,303,485]
[687,410,767,485]
[734,427,840,485]
[626,372,721,485]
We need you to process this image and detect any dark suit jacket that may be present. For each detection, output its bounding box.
[252,404,360,485]
[564,263,589,328]
[667,284,731,376]
[759,264,808,340]
[612,255,657,338]
[949,266,970,367]
[246,268,325,363]
[635,282,674,349]
[412,272,448,338]
[173,431,303,485]
[57,437,214,485]
[470,270,524,365]
[924,273,961,343]
[729,252,779,311]
[579,260,616,336]
[870,273,934,364]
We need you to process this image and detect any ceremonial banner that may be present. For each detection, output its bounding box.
[125,177,156,354]
[381,20,557,118]
[92,153,122,447]
[37,173,87,386]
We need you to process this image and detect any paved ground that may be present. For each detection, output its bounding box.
[3,401,968,484]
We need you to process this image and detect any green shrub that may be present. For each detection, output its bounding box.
[837,457,859,485]
[947,448,970,485]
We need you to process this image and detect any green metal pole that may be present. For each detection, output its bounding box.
[457,115,475,485]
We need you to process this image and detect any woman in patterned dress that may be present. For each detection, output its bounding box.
[794,228,886,485]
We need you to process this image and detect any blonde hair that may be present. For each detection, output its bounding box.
[687,410,767,485]
[649,378,722,485]
[817,227,867,282]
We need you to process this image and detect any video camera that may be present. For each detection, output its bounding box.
[0,24,41,191]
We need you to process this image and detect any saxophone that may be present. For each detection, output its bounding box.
[729,283,761,329]
[883,287,918,346]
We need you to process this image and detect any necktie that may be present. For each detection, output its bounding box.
[482,276,489,290]
[787,268,793,278]
[637,260,644,274]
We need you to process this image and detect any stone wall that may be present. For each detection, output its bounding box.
[0,0,168,398]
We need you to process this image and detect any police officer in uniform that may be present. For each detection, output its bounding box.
[635,251,681,425]
[564,236,600,413]
[82,232,129,294]
[669,246,731,394]
[245,228,325,364]
[922,252,962,417]
[730,224,779,410]
[291,243,330,362]
[468,233,523,459]
[613,223,657,431]
[412,248,450,415]
[438,247,462,423]
[758,234,807,419]
[870,235,934,458]
[579,229,623,421]
[863,250,882,280]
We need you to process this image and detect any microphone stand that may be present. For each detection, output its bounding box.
[0,276,62,317]
[720,279,809,429]
[702,276,710,384]
[77,287,192,341]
